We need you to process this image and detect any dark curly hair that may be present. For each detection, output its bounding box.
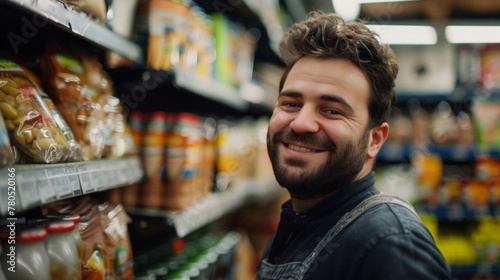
[278,11,399,127]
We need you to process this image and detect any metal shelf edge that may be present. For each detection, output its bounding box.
[126,178,280,238]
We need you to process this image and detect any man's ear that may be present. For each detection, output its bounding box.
[367,122,389,159]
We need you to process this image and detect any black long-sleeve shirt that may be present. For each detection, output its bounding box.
[257,172,453,280]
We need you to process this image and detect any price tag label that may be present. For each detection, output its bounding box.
[98,170,110,190]
[16,170,39,208]
[47,168,73,199]
[19,180,39,210]
[36,170,56,203]
[78,165,94,194]
[65,166,81,196]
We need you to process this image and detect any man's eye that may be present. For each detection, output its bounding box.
[284,102,299,108]
[325,109,341,115]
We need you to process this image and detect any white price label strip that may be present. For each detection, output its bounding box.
[36,170,56,203]
[47,168,73,199]
[18,171,40,209]
[65,166,82,196]
[78,165,94,194]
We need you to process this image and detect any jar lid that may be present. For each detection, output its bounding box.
[0,225,46,242]
[44,213,81,225]
[7,225,48,242]
[44,220,75,233]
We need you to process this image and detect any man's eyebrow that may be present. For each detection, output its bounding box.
[278,90,302,98]
[279,91,354,112]
[320,95,354,113]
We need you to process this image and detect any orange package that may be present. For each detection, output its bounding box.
[39,42,105,160]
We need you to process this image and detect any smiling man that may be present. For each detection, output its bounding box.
[256,11,453,280]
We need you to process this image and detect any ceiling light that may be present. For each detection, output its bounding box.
[358,0,416,3]
[332,0,360,22]
[366,25,437,45]
[446,26,500,44]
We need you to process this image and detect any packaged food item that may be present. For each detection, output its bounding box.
[430,101,459,145]
[79,48,115,157]
[0,225,51,280]
[215,119,240,191]
[79,48,137,159]
[253,117,274,180]
[121,111,145,207]
[412,153,443,201]
[44,220,81,280]
[140,112,167,208]
[0,110,13,166]
[59,0,107,23]
[147,0,190,70]
[107,0,139,68]
[0,56,74,163]
[44,213,84,263]
[408,99,430,146]
[472,100,500,152]
[22,67,83,162]
[200,117,217,196]
[39,42,105,160]
[387,107,412,144]
[480,45,500,90]
[99,202,135,279]
[164,113,204,209]
[456,111,475,146]
[75,199,110,280]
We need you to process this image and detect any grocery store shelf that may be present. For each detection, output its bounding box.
[126,178,282,237]
[450,264,500,276]
[0,156,144,215]
[174,68,249,111]
[3,0,143,64]
[417,204,499,220]
[377,143,483,162]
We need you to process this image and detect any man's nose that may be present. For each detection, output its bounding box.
[289,106,320,134]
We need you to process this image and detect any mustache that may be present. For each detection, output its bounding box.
[274,130,336,151]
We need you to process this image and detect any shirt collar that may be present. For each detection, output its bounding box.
[281,171,377,220]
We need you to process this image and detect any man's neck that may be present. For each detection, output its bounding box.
[290,195,329,213]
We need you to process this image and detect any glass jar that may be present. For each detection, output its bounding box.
[45,213,84,262]
[44,220,81,280]
[1,225,51,280]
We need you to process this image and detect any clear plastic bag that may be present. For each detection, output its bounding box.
[0,57,76,163]
[39,43,105,161]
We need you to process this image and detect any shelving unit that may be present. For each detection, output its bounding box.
[0,0,143,64]
[378,90,500,279]
[126,178,281,237]
[0,9,281,276]
[0,156,144,215]
[173,68,250,112]
[417,204,500,221]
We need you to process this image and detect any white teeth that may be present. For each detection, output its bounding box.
[288,144,315,152]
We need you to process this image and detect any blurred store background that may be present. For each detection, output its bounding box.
[0,0,499,279]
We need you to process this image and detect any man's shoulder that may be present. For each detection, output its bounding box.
[343,200,428,238]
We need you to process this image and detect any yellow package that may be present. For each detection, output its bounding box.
[0,57,75,163]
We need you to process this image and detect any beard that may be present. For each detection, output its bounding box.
[267,128,370,200]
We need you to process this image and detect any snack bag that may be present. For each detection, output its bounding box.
[99,202,134,280]
[0,57,72,163]
[0,109,13,166]
[79,50,137,158]
[39,42,105,160]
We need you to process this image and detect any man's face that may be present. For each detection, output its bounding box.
[267,57,374,199]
